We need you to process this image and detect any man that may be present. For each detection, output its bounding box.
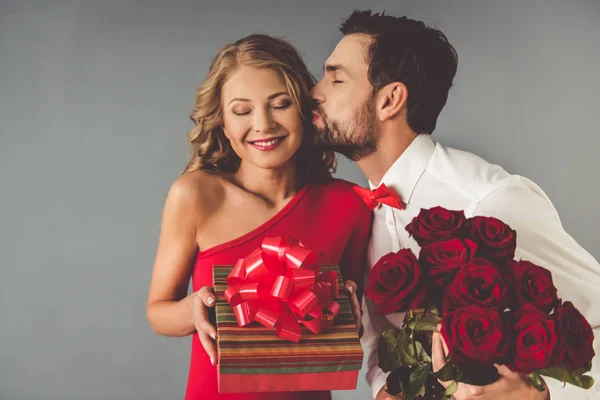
[310,9,600,400]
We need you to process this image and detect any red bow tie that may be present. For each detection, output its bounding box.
[353,183,405,210]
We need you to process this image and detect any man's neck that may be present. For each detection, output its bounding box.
[356,129,419,187]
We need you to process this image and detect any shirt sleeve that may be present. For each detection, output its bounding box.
[473,182,600,399]
[361,294,398,399]
[360,213,404,399]
[340,202,387,399]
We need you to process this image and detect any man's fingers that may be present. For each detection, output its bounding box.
[464,383,485,396]
[376,385,405,400]
[431,331,451,391]
[433,327,490,397]
[198,331,218,366]
[431,331,446,372]
[437,324,449,355]
[197,286,216,308]
[494,363,520,379]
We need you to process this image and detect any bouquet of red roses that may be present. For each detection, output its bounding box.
[366,206,595,399]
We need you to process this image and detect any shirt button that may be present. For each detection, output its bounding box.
[387,219,394,226]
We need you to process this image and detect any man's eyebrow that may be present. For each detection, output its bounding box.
[323,63,348,74]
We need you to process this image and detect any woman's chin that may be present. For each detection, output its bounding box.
[240,155,297,172]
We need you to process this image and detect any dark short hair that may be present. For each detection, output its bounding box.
[340,10,458,134]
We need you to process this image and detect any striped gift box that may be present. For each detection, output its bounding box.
[213,264,364,393]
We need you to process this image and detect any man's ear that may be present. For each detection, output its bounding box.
[375,82,407,122]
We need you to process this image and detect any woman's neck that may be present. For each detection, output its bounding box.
[230,158,299,207]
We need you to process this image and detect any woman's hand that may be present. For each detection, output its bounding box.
[193,286,218,366]
[344,280,363,337]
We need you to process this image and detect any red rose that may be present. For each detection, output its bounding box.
[365,249,426,315]
[555,301,595,370]
[406,207,467,246]
[419,238,478,286]
[512,260,558,314]
[510,304,559,373]
[468,216,517,261]
[444,258,512,314]
[441,305,511,365]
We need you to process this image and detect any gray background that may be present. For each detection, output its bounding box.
[1,0,599,399]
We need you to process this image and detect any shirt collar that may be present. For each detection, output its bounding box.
[368,134,436,205]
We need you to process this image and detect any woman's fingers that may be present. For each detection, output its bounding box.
[193,286,218,363]
[343,280,362,336]
[198,330,218,366]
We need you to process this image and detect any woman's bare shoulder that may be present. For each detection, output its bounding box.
[166,170,226,215]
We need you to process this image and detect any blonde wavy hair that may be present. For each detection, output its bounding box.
[183,34,336,183]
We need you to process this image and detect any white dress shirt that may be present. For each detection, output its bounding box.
[362,134,600,399]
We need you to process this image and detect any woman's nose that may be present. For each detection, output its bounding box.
[253,109,276,133]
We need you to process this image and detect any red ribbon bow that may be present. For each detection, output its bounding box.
[353,183,405,210]
[224,237,340,343]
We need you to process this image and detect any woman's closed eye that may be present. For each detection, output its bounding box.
[232,107,251,116]
[231,99,291,115]
[271,100,292,110]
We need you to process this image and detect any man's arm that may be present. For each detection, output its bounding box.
[361,292,405,398]
[473,181,600,399]
[362,296,389,399]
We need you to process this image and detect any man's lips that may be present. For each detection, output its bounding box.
[311,111,321,123]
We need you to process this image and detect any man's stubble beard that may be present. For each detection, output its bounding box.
[313,97,377,162]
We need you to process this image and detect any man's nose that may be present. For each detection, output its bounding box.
[310,79,325,104]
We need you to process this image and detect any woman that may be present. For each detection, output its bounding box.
[146,34,371,400]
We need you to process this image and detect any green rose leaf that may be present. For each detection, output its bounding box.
[412,314,442,331]
[528,372,547,392]
[378,329,404,373]
[407,363,432,400]
[433,357,461,382]
[539,366,595,389]
[444,381,459,396]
